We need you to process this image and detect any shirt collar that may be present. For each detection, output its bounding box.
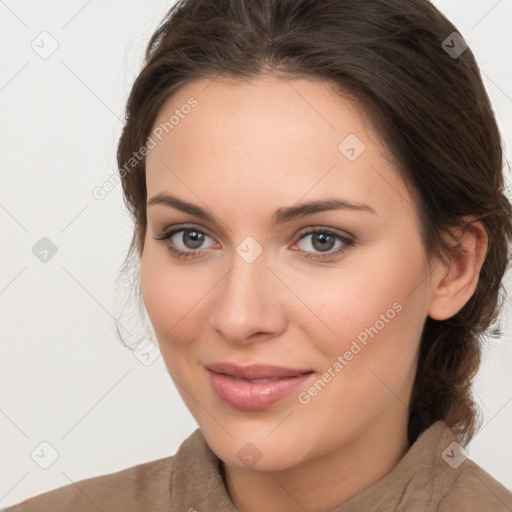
[170,420,458,511]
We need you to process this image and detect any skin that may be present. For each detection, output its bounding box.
[139,73,488,512]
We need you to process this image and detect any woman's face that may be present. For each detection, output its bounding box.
[140,74,441,471]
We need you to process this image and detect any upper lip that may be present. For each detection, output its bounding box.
[205,362,313,380]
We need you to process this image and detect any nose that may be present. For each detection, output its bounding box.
[209,247,287,345]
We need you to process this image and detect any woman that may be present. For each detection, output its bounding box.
[6,0,512,510]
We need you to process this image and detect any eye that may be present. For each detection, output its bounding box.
[153,226,216,259]
[291,228,354,261]
[153,225,355,262]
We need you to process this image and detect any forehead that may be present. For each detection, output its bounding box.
[149,74,378,153]
[145,75,413,224]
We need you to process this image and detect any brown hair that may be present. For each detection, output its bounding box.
[115,0,512,446]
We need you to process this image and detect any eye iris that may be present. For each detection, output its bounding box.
[312,232,335,252]
[183,230,204,249]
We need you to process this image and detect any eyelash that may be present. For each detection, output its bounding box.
[153,225,355,262]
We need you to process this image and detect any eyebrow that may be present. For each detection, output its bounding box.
[147,193,377,225]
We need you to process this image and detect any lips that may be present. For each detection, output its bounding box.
[205,361,315,410]
[205,361,313,380]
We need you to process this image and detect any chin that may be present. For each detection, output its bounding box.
[202,426,310,473]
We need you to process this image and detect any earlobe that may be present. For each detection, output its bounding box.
[427,219,488,321]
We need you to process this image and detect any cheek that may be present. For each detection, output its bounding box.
[304,242,428,380]
[299,279,424,433]
[139,254,201,395]
[140,247,200,347]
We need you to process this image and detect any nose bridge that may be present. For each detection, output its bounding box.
[211,239,280,341]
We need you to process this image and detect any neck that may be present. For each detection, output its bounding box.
[223,415,410,512]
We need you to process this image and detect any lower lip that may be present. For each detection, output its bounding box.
[207,369,314,410]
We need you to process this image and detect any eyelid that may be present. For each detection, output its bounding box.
[155,223,354,246]
[295,225,355,240]
[156,222,216,240]
[154,222,356,266]
[155,224,219,248]
[289,227,354,257]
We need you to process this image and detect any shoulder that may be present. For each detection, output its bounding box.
[420,421,512,511]
[437,455,512,511]
[342,420,512,512]
[2,428,227,512]
[2,451,176,512]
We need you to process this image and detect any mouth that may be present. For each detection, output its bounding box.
[205,361,313,380]
[222,376,295,383]
[205,362,315,410]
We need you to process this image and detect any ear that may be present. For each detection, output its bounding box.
[427,217,488,321]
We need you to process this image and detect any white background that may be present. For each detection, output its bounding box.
[0,0,511,507]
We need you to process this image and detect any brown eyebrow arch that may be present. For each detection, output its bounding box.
[147,193,377,225]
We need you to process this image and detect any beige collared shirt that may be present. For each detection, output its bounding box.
[4,420,512,511]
